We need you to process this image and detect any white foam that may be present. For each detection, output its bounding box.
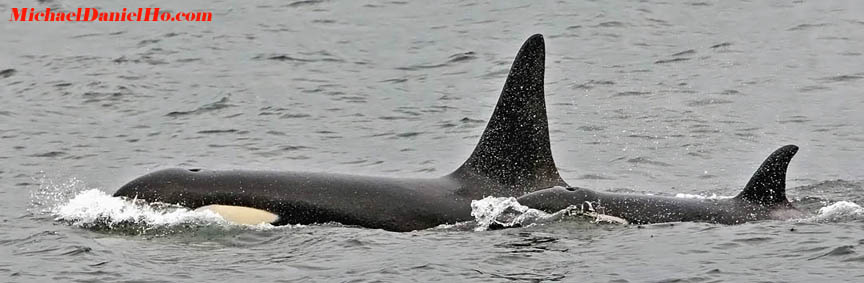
[469,196,628,231]
[33,175,283,231]
[811,201,864,222]
[55,189,227,228]
[470,197,551,231]
[674,193,734,200]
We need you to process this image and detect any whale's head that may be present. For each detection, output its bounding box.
[114,168,206,206]
[115,168,281,225]
[516,186,597,212]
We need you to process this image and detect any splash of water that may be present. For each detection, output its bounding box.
[31,175,282,234]
[470,196,627,231]
[56,189,226,228]
[674,193,734,200]
[30,173,90,215]
[811,201,864,222]
[470,197,551,231]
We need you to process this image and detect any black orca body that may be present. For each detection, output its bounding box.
[517,145,804,225]
[114,34,567,232]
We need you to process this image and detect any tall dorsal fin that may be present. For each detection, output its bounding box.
[735,145,799,205]
[450,34,566,197]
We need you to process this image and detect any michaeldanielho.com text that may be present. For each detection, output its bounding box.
[10,8,212,22]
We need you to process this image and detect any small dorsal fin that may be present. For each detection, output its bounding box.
[450,34,566,196]
[735,145,799,205]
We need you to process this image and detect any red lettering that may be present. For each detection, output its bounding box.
[10,8,26,21]
[45,8,52,21]
[142,8,151,21]
[10,7,212,22]
[82,8,93,21]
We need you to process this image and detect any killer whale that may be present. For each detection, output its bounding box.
[114,34,568,232]
[517,145,804,225]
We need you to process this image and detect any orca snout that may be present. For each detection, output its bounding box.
[114,168,198,201]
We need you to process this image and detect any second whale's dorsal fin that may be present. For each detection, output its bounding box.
[735,145,799,206]
[450,34,566,197]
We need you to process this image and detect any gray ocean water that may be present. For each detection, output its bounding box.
[2,0,864,282]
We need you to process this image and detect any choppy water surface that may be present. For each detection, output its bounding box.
[2,0,864,281]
